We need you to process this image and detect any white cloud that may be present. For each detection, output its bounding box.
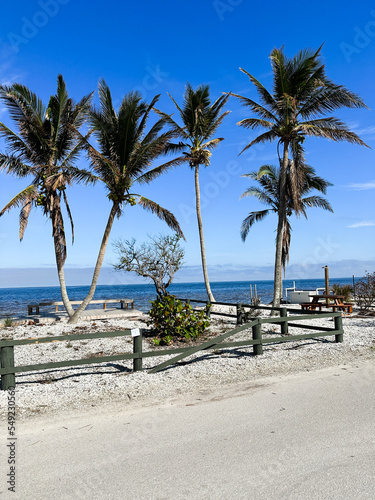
[347,180,375,190]
[355,125,375,136]
[347,221,375,228]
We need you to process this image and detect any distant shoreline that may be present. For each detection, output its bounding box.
[0,276,358,290]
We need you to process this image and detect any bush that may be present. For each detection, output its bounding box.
[355,271,375,311]
[146,295,210,345]
[330,283,353,302]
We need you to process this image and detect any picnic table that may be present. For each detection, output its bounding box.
[301,295,353,314]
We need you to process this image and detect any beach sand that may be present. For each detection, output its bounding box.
[0,304,374,419]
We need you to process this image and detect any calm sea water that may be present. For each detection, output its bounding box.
[0,278,356,318]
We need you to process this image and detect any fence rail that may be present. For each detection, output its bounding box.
[0,304,344,390]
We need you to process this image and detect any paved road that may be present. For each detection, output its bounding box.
[2,360,374,499]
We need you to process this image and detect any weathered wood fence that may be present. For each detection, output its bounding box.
[0,306,344,390]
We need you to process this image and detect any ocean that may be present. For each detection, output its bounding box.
[0,277,357,318]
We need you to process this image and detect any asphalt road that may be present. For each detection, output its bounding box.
[2,359,374,499]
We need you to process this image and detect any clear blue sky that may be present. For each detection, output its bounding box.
[0,0,374,287]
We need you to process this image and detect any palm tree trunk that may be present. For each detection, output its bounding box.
[272,141,289,310]
[68,203,119,324]
[53,234,74,317]
[195,165,215,303]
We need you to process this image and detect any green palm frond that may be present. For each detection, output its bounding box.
[299,118,369,146]
[236,118,276,130]
[0,153,32,177]
[136,155,186,184]
[138,197,185,239]
[0,75,93,263]
[238,69,277,111]
[239,130,278,154]
[241,210,270,241]
[0,185,38,216]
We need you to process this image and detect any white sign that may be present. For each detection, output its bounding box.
[131,328,141,337]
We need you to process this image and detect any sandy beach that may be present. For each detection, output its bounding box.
[0,305,374,419]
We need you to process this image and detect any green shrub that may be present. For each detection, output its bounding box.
[146,295,210,345]
[330,283,353,302]
[3,317,13,328]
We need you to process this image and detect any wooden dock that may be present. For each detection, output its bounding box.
[1,307,145,326]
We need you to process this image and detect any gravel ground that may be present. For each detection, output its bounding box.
[0,304,374,419]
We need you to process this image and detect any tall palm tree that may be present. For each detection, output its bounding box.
[155,83,230,302]
[68,80,185,323]
[231,45,368,307]
[241,164,333,272]
[0,76,94,315]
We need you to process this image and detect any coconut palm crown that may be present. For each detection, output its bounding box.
[154,83,230,302]
[68,80,186,323]
[241,164,333,271]
[0,75,94,314]
[232,45,369,307]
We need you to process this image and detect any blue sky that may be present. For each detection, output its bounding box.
[0,0,374,287]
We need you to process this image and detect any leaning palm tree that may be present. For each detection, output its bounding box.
[67,80,185,323]
[0,76,94,315]
[154,83,230,302]
[231,45,368,308]
[241,164,333,272]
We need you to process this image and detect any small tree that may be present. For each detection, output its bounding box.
[113,234,184,297]
[355,271,375,311]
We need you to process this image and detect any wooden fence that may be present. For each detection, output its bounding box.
[0,306,344,390]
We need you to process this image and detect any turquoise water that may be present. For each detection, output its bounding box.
[0,278,357,318]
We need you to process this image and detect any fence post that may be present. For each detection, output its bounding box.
[252,322,263,355]
[205,301,211,319]
[133,329,143,372]
[280,307,288,335]
[236,304,244,325]
[1,345,15,391]
[334,314,343,343]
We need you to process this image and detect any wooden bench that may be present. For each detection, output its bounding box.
[27,299,134,315]
[332,303,353,314]
[301,302,323,311]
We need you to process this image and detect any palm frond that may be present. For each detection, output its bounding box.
[138,197,185,239]
[62,189,74,244]
[239,130,278,155]
[0,185,38,216]
[240,210,270,241]
[0,153,32,177]
[136,156,187,184]
[299,118,369,146]
[229,92,277,122]
[19,200,33,240]
[239,69,277,110]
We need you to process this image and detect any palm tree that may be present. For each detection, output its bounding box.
[231,45,368,308]
[0,76,94,315]
[67,80,185,323]
[241,164,333,273]
[154,83,230,302]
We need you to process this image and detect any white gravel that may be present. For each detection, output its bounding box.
[0,304,374,419]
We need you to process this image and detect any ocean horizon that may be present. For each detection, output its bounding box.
[0,277,357,318]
